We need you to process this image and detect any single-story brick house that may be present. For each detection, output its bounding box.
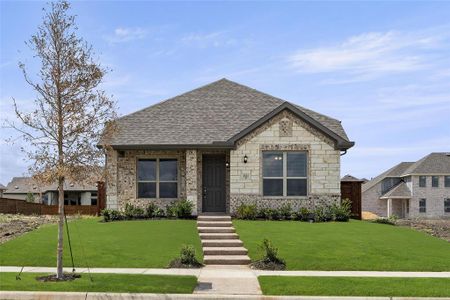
[104,79,354,215]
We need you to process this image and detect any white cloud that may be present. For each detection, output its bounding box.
[181,31,237,48]
[104,27,147,44]
[288,28,450,78]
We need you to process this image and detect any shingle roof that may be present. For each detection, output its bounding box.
[362,162,414,192]
[380,182,411,199]
[4,177,97,194]
[0,183,6,190]
[341,174,364,182]
[402,152,450,175]
[110,79,352,149]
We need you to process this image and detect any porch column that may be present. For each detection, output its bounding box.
[186,149,198,215]
[387,198,392,218]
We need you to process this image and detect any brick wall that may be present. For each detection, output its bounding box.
[410,175,450,218]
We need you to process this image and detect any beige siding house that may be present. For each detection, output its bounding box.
[362,153,450,219]
[104,79,354,215]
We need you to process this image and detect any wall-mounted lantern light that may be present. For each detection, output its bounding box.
[225,161,230,168]
[243,155,248,163]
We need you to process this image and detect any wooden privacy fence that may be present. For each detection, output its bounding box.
[0,181,106,216]
[0,198,100,215]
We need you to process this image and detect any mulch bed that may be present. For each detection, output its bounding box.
[36,273,81,282]
[167,259,203,268]
[250,260,286,270]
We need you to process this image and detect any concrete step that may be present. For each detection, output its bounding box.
[197,215,231,222]
[203,255,251,265]
[203,247,248,255]
[197,221,232,227]
[199,233,238,240]
[201,239,243,247]
[198,227,235,233]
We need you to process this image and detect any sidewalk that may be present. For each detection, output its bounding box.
[2,266,450,278]
[1,291,448,300]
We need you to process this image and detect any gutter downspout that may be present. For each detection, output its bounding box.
[340,150,348,156]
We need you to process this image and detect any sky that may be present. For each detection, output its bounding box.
[1,1,450,185]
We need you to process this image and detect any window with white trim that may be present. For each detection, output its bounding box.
[445,199,450,213]
[419,198,426,213]
[262,151,307,197]
[137,159,178,198]
[432,176,439,187]
[445,176,450,187]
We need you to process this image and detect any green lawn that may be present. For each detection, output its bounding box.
[0,272,197,293]
[0,218,202,268]
[234,220,450,271]
[258,276,450,297]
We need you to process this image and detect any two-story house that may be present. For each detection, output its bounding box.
[362,152,450,218]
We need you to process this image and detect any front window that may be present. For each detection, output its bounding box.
[432,176,439,187]
[419,198,426,213]
[263,151,307,197]
[445,199,450,213]
[91,192,97,206]
[137,158,178,198]
[419,176,426,187]
[445,176,450,187]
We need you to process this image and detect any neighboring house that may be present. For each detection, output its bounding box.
[0,183,6,197]
[3,177,98,206]
[104,79,354,215]
[362,153,450,219]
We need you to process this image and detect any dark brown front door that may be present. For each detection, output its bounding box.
[202,154,226,212]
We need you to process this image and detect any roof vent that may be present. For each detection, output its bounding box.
[14,186,18,189]
[446,153,450,157]
[70,183,74,187]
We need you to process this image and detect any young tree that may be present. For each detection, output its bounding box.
[10,1,116,279]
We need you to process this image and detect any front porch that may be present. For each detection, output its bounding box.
[383,197,410,218]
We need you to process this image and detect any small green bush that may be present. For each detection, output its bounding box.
[124,203,145,219]
[251,238,286,270]
[314,205,333,222]
[372,215,397,225]
[165,202,177,218]
[145,202,159,218]
[332,199,352,222]
[294,207,312,221]
[236,203,258,220]
[168,244,203,268]
[279,203,293,220]
[101,209,124,222]
[174,199,194,218]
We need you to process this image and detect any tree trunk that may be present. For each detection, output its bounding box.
[56,176,64,279]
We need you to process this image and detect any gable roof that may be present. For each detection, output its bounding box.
[380,182,411,199]
[362,162,414,192]
[402,152,450,175]
[4,177,97,194]
[109,79,353,150]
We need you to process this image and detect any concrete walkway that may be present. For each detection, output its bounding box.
[2,266,450,278]
[194,265,261,295]
[4,291,449,300]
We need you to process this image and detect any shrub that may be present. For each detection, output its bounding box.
[251,238,286,270]
[269,208,282,220]
[174,199,194,218]
[294,207,312,221]
[124,203,145,220]
[257,207,271,220]
[101,209,123,222]
[236,203,258,220]
[145,202,159,218]
[279,203,293,220]
[154,207,165,218]
[372,215,397,225]
[314,205,333,222]
[331,199,352,222]
[165,202,177,218]
[168,244,203,268]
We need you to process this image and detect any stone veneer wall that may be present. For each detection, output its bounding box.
[106,149,186,210]
[229,110,341,214]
